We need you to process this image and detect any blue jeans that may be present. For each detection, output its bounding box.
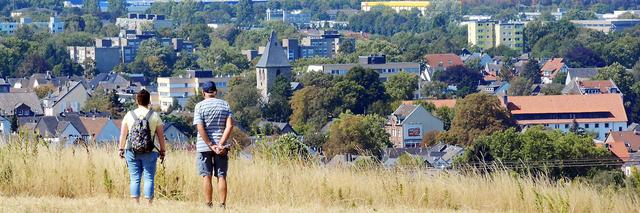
[125,150,159,199]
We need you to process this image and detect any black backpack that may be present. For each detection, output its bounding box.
[127,110,155,153]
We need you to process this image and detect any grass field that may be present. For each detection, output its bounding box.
[1,140,639,212]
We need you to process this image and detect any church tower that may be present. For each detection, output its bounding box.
[256,31,292,100]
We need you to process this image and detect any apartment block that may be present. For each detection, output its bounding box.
[467,20,495,50]
[156,70,232,111]
[0,16,64,34]
[282,31,349,61]
[361,1,431,15]
[307,55,420,82]
[67,46,121,73]
[495,22,525,52]
[116,13,173,31]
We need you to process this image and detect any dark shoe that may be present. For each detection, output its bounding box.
[219,203,226,210]
[206,202,213,208]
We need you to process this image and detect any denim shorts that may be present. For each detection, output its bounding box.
[197,151,228,177]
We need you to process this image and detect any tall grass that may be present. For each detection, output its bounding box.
[1,138,639,212]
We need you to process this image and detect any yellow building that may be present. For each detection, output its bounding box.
[467,20,495,50]
[156,70,232,111]
[361,1,431,15]
[495,22,525,53]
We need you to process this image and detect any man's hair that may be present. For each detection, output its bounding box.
[136,89,151,106]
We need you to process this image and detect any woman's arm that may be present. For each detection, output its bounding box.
[156,125,166,152]
[118,123,128,158]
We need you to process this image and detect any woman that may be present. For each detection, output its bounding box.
[118,89,167,205]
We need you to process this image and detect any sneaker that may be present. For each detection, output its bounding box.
[206,202,213,208]
[219,203,226,210]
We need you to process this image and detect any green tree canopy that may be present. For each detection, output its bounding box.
[385,72,418,101]
[324,112,391,159]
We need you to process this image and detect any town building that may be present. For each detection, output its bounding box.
[265,9,311,26]
[43,82,90,116]
[570,19,640,34]
[467,20,524,52]
[0,16,64,34]
[80,117,120,143]
[163,123,189,145]
[116,13,173,31]
[35,114,90,145]
[604,131,640,176]
[282,31,351,61]
[423,53,464,81]
[600,10,640,19]
[256,31,292,100]
[385,104,444,148]
[505,94,627,140]
[88,72,131,91]
[156,69,233,111]
[467,20,495,50]
[565,68,599,85]
[307,55,420,82]
[67,46,122,73]
[540,58,568,84]
[0,92,44,117]
[562,79,621,95]
[361,1,431,15]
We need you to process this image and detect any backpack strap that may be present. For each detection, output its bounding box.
[130,111,139,122]
[143,110,154,121]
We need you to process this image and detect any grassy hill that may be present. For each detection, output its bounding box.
[0,141,638,212]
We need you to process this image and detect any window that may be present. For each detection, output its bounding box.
[595,123,599,128]
[564,124,569,129]
[619,127,623,131]
[605,123,610,128]
[585,124,590,128]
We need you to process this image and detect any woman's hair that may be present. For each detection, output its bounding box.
[136,89,151,107]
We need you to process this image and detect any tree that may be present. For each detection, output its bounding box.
[324,113,391,159]
[185,89,204,112]
[385,72,418,101]
[420,81,451,99]
[344,66,387,114]
[16,55,50,78]
[290,86,338,134]
[594,62,638,121]
[433,65,483,97]
[397,153,425,169]
[83,0,100,15]
[439,93,515,146]
[260,133,309,160]
[508,77,533,96]
[34,85,56,99]
[460,127,612,178]
[10,114,18,133]
[235,0,254,25]
[263,76,292,122]
[108,0,126,18]
[166,97,180,113]
[83,89,111,112]
[421,130,440,147]
[225,74,262,129]
[552,72,568,84]
[433,106,454,131]
[540,83,564,95]
[521,59,541,84]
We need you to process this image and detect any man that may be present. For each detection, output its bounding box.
[193,81,234,209]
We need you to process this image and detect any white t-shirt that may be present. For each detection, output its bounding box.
[122,107,163,149]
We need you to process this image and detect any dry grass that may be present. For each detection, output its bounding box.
[1,141,639,212]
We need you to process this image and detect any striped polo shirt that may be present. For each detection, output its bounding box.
[192,98,233,152]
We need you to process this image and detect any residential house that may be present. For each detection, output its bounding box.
[307,55,420,82]
[256,121,297,135]
[80,117,120,143]
[326,154,374,167]
[540,58,568,84]
[478,81,510,96]
[386,104,444,148]
[361,1,431,15]
[88,72,130,91]
[163,123,189,144]
[562,79,621,95]
[628,123,639,132]
[0,92,44,116]
[565,68,599,85]
[604,131,640,176]
[116,13,173,31]
[43,81,90,116]
[423,54,464,81]
[460,52,493,67]
[35,114,90,145]
[382,143,464,169]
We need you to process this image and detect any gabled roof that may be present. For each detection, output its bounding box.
[404,99,457,109]
[392,104,418,121]
[256,31,291,68]
[48,81,87,108]
[541,58,566,78]
[567,68,599,80]
[80,117,110,137]
[606,131,640,162]
[58,114,89,136]
[0,92,43,115]
[424,54,463,69]
[506,94,627,124]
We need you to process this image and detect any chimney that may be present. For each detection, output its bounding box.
[502,91,509,107]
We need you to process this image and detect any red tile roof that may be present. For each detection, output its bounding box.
[80,117,110,137]
[424,54,463,69]
[505,94,627,124]
[403,99,457,109]
[578,80,616,93]
[483,71,497,82]
[606,131,640,162]
[541,58,565,78]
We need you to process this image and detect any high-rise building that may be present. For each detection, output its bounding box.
[495,22,525,52]
[156,70,232,111]
[467,20,524,52]
[256,31,292,100]
[467,20,495,50]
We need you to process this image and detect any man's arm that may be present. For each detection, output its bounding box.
[197,123,217,151]
[217,116,234,148]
